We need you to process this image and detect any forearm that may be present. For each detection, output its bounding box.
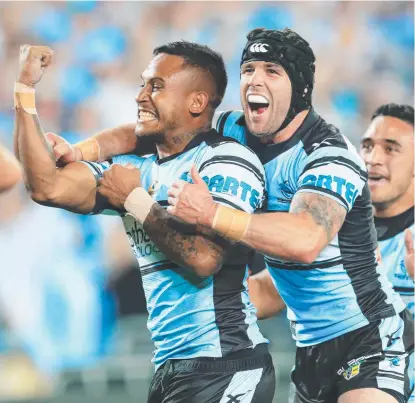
[15,107,57,198]
[0,143,22,192]
[248,269,285,319]
[75,123,138,162]
[239,212,325,262]
[143,204,225,277]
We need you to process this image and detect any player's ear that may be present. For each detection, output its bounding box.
[189,91,209,115]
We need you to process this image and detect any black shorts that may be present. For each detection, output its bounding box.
[290,310,414,403]
[147,344,275,403]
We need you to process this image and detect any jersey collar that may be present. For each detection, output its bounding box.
[156,129,219,165]
[374,206,414,241]
[239,108,320,164]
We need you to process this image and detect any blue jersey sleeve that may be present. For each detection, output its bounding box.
[197,142,266,213]
[296,146,368,212]
[214,110,247,145]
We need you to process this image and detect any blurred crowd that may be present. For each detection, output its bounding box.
[0,1,413,400]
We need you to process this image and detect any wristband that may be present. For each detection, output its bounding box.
[212,204,251,242]
[124,187,156,224]
[14,82,36,114]
[74,137,101,162]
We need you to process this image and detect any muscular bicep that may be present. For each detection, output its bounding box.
[38,162,101,214]
[290,191,347,245]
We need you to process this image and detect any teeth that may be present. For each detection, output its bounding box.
[247,94,269,104]
[139,111,156,121]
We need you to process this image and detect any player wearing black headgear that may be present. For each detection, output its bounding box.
[43,29,414,403]
[240,27,315,135]
[165,29,413,403]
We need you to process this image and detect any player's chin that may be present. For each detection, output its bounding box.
[369,188,389,205]
[135,121,160,137]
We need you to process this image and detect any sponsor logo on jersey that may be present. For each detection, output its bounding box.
[180,172,261,209]
[249,43,269,53]
[125,219,161,259]
[301,174,359,205]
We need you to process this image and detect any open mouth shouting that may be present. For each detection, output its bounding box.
[247,94,270,118]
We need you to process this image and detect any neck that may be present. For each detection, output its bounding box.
[373,181,414,218]
[261,109,310,145]
[156,123,211,159]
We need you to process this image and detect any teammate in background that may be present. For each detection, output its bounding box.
[44,29,414,402]
[14,43,274,403]
[0,142,22,192]
[360,103,414,402]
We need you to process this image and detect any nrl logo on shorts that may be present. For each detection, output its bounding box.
[339,362,361,380]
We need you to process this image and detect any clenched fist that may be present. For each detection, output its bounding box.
[17,45,53,88]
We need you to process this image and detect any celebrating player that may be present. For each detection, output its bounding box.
[44,29,414,403]
[360,103,414,402]
[166,29,414,403]
[14,43,275,403]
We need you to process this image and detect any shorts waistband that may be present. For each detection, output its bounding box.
[159,344,272,374]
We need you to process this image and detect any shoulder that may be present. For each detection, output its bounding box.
[214,110,248,145]
[300,116,366,174]
[200,133,264,177]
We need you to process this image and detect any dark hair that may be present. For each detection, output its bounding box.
[153,41,227,108]
[372,103,414,127]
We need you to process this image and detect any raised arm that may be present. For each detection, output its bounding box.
[45,112,227,166]
[0,142,22,192]
[14,45,100,214]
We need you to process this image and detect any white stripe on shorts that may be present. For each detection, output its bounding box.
[219,368,263,403]
[376,313,407,396]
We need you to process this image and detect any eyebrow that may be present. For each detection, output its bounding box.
[140,75,165,82]
[384,139,402,147]
[360,137,402,147]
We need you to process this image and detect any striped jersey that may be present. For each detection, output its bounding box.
[83,129,268,368]
[375,207,415,317]
[216,109,406,346]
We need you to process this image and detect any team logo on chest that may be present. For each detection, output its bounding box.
[148,180,160,196]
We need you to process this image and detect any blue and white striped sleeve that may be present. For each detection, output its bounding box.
[296,146,368,212]
[198,142,266,213]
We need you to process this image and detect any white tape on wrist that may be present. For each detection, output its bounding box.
[124,187,156,224]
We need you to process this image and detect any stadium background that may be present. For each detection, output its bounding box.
[0,1,413,402]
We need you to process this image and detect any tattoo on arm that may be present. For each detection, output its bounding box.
[290,192,346,243]
[143,204,227,272]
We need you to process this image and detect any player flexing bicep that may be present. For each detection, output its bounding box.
[14,45,102,214]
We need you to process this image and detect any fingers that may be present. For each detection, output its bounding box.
[166,205,176,215]
[170,179,187,190]
[167,186,181,198]
[405,229,414,253]
[167,196,177,206]
[45,132,59,146]
[190,164,204,185]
